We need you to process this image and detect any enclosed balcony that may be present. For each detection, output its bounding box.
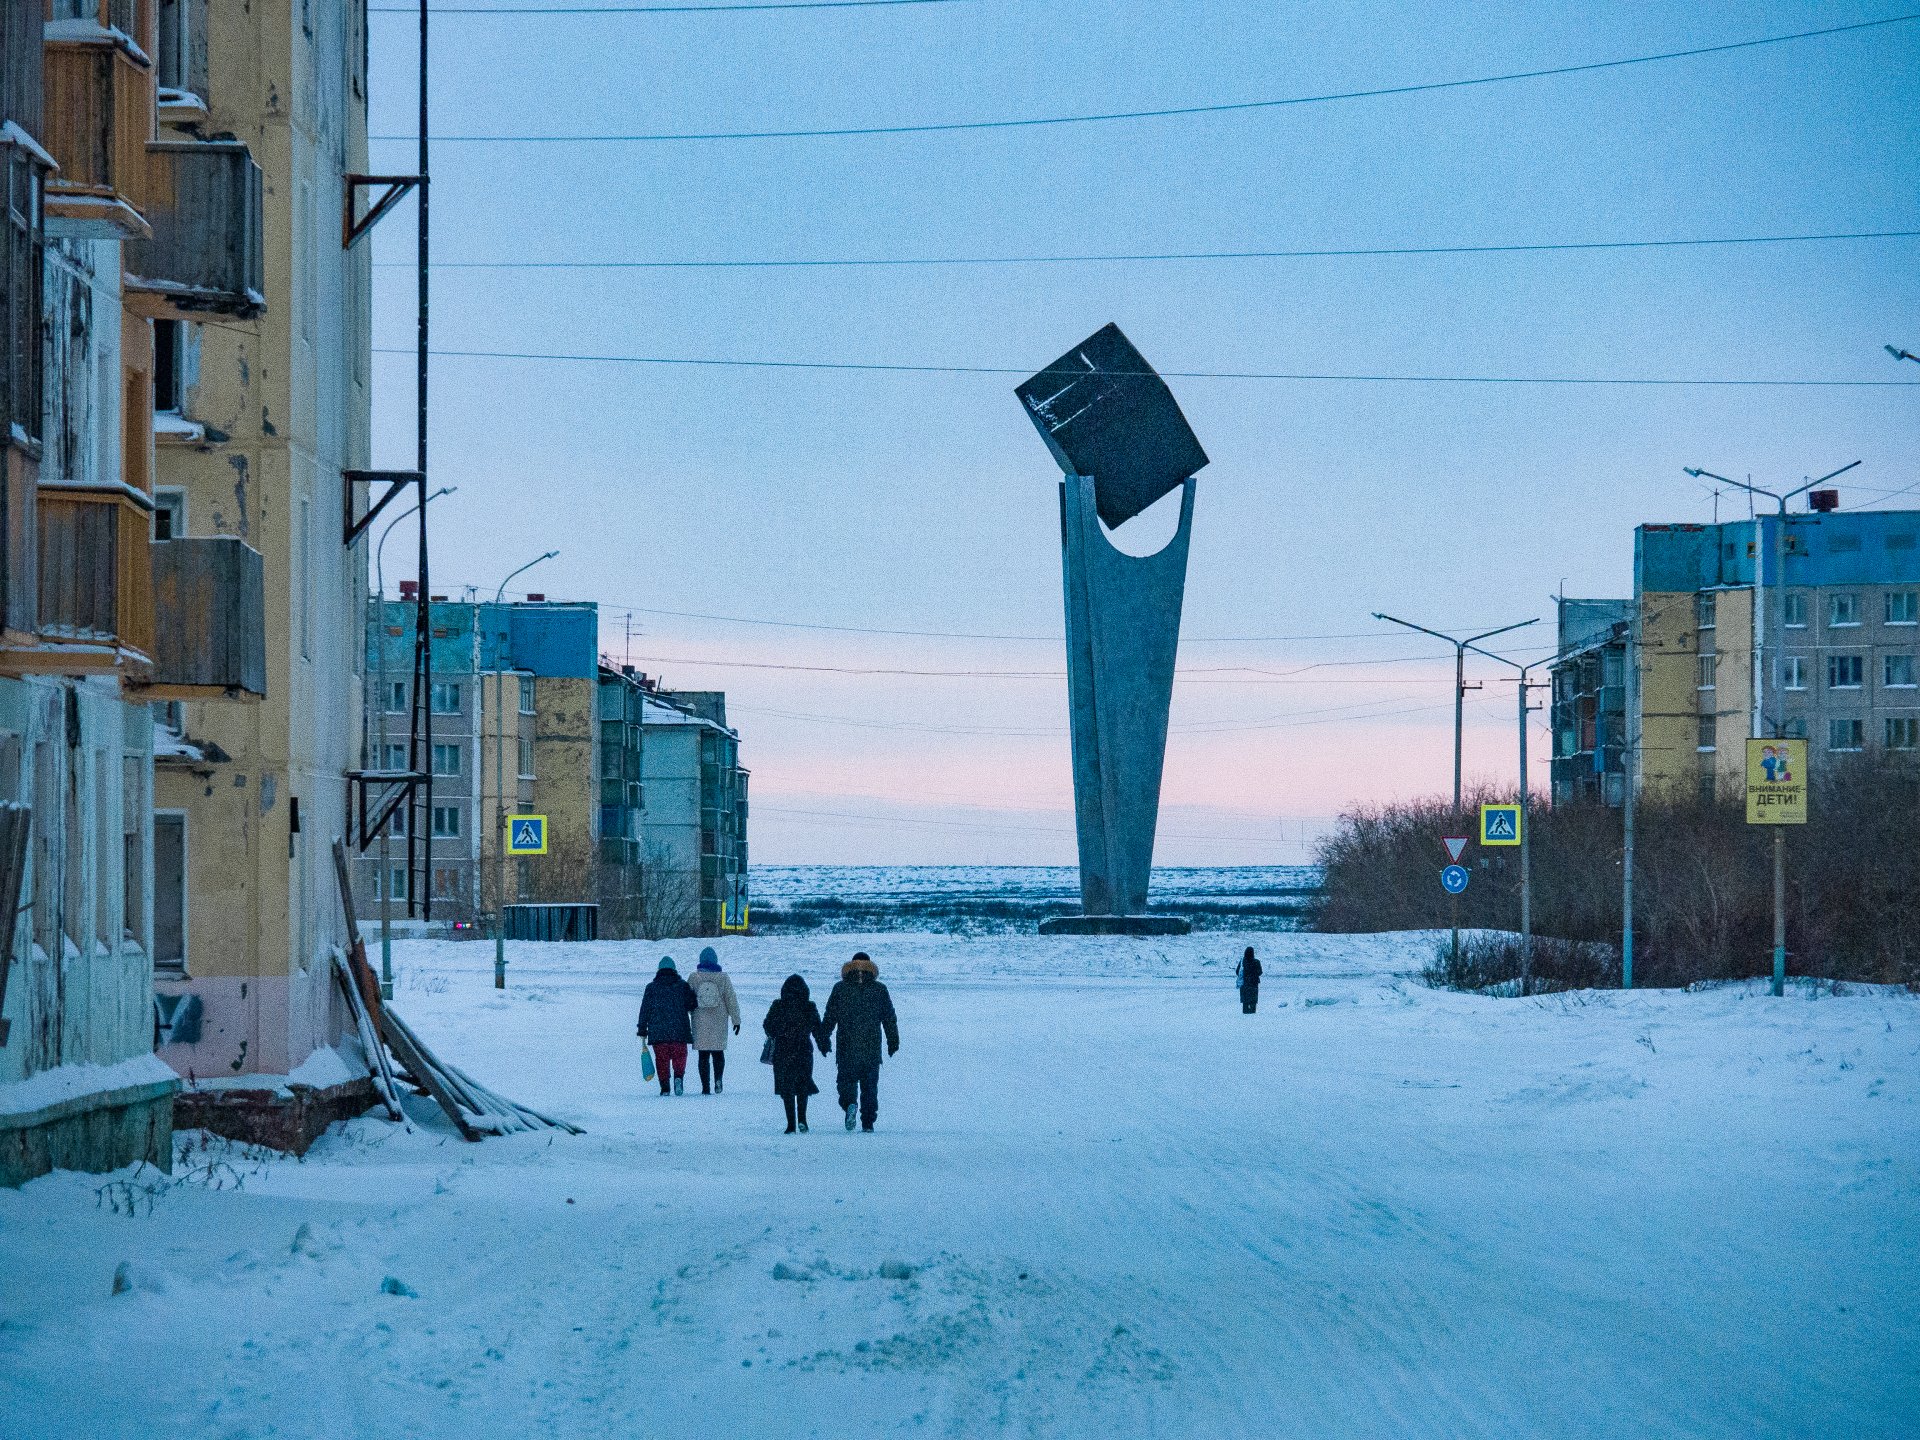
[42,2,156,240]
[138,535,265,700]
[125,140,264,321]
[26,487,154,673]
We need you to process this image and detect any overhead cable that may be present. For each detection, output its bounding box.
[372,346,1920,388]
[369,14,1920,142]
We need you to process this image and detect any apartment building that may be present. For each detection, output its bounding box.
[1550,505,1920,808]
[141,0,375,1150]
[639,685,748,936]
[2,0,269,1183]
[358,598,656,936]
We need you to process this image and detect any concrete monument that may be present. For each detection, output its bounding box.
[1016,324,1208,935]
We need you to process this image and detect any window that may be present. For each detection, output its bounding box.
[1829,717,1865,752]
[1782,592,1807,629]
[1827,654,1863,690]
[1783,657,1806,691]
[518,734,535,779]
[1888,592,1918,626]
[377,866,408,902]
[380,741,406,771]
[153,318,184,413]
[153,813,186,973]
[1828,593,1860,628]
[1696,715,1717,752]
[2,146,44,450]
[156,0,206,95]
[153,489,185,541]
[1696,593,1716,629]
[518,675,536,713]
[431,806,460,838]
[1697,655,1717,690]
[1698,775,1717,805]
[431,682,462,714]
[1887,717,1919,751]
[432,743,461,776]
[1887,655,1917,689]
[384,681,407,713]
[385,805,407,838]
[1782,718,1808,741]
[431,868,460,901]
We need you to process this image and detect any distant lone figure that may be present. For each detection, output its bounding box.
[637,956,696,1096]
[821,952,899,1133]
[1235,946,1263,1015]
[762,973,829,1134]
[689,946,742,1095]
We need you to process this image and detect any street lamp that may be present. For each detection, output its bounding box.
[370,484,455,999]
[1465,641,1552,995]
[491,550,559,990]
[1681,461,1860,998]
[1887,344,1919,364]
[1371,611,1538,968]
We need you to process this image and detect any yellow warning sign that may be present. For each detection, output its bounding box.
[1745,739,1807,825]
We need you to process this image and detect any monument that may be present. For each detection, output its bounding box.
[1016,323,1208,936]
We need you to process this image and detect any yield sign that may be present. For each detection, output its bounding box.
[1442,836,1468,863]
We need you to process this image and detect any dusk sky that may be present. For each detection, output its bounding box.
[363,0,1920,865]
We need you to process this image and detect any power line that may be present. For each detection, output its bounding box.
[623,652,1522,681]
[374,345,1920,387]
[375,229,1920,271]
[369,14,1920,142]
[371,0,961,12]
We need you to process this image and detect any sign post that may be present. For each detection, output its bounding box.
[1744,739,1807,997]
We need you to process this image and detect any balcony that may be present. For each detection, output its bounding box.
[42,5,156,240]
[125,141,264,321]
[138,535,264,700]
[5,487,155,675]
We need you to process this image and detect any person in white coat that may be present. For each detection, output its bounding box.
[689,946,742,1094]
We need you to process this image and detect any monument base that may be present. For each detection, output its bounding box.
[1039,914,1192,937]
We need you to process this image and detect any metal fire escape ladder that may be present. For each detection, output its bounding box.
[340,0,433,917]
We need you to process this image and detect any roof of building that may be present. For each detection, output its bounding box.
[1638,508,1920,593]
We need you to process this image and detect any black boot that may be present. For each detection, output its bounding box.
[782,1096,797,1134]
[796,1096,809,1133]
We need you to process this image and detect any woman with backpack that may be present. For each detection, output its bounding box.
[761,973,828,1133]
[689,947,742,1095]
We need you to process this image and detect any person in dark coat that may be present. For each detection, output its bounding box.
[762,974,829,1133]
[820,952,899,1132]
[1235,946,1264,1014]
[636,956,697,1095]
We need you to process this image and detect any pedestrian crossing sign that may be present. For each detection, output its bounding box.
[506,814,548,855]
[1479,803,1521,847]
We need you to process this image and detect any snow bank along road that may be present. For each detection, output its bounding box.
[3,932,1915,1438]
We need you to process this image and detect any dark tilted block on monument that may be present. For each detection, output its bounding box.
[1015,322,1210,530]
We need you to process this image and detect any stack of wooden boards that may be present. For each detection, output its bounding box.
[331,840,581,1141]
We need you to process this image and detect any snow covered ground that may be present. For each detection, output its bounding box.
[3,930,1916,1438]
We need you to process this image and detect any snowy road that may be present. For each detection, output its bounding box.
[3,931,1916,1438]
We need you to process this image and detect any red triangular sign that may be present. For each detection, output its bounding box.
[1443,837,1468,862]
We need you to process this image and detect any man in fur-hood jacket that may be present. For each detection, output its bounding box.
[820,952,899,1133]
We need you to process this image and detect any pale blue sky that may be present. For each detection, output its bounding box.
[365,1,1920,864]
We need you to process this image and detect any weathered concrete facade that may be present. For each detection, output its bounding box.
[149,1,371,1103]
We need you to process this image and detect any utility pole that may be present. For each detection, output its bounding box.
[490,552,558,990]
[1682,461,1859,996]
[1623,556,1640,990]
[1374,612,1538,965]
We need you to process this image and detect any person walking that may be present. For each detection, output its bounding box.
[762,973,828,1134]
[637,956,696,1096]
[1235,946,1264,1014]
[689,946,742,1095]
[820,952,899,1133]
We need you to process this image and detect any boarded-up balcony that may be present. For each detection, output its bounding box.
[25,488,154,673]
[42,6,156,240]
[139,535,265,700]
[125,141,264,321]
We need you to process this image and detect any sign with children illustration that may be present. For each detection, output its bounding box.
[1745,739,1808,825]
[506,814,548,854]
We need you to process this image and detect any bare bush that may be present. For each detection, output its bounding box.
[1315,752,1920,988]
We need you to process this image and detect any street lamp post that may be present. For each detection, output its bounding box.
[490,551,559,991]
[1372,612,1538,964]
[1467,644,1550,994]
[1682,461,1859,997]
[371,485,455,1000]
